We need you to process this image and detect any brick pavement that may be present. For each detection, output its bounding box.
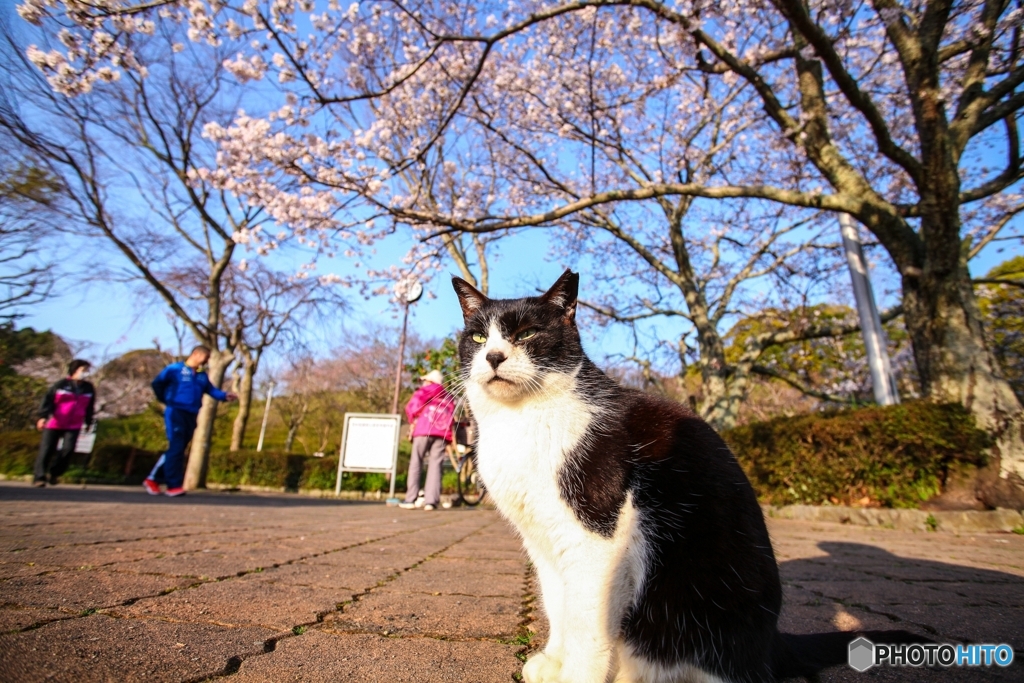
[0,482,1021,682]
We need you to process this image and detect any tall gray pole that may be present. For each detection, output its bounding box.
[839,214,900,405]
[256,381,276,452]
[390,301,410,416]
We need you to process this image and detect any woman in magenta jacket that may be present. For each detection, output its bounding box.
[399,369,456,511]
[34,359,95,487]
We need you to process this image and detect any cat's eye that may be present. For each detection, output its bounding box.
[471,333,487,344]
[516,328,537,342]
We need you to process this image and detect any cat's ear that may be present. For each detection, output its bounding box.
[540,269,579,320]
[452,277,488,320]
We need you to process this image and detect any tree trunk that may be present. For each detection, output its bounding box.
[284,422,300,454]
[229,349,257,451]
[282,396,309,454]
[183,350,232,490]
[902,212,1024,508]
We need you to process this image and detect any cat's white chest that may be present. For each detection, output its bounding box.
[468,379,594,551]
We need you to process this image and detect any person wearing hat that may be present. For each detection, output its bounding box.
[400,369,456,511]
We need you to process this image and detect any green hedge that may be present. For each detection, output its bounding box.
[0,431,161,484]
[207,450,408,493]
[0,433,410,492]
[723,401,990,508]
[2,401,989,508]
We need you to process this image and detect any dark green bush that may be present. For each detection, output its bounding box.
[723,401,990,508]
[0,430,161,483]
[0,430,39,476]
[5,400,986,509]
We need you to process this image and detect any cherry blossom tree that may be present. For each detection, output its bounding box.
[0,159,58,320]
[218,261,345,450]
[17,0,1024,504]
[1,25,281,487]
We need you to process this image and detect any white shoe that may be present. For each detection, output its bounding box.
[423,504,436,511]
[398,502,417,510]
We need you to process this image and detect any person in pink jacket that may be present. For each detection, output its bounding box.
[399,369,456,511]
[33,359,95,487]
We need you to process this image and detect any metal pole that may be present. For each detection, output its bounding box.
[839,213,900,405]
[256,381,276,452]
[390,302,410,416]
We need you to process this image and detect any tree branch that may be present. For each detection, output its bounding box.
[751,364,861,403]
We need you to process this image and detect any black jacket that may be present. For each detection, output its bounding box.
[38,378,96,430]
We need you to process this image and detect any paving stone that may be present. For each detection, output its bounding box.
[324,590,521,639]
[776,601,904,638]
[278,562,402,591]
[257,561,370,591]
[0,613,275,683]
[779,561,879,582]
[305,547,421,574]
[118,545,304,579]
[440,545,525,560]
[379,557,525,598]
[937,581,1024,606]
[793,579,980,607]
[113,572,353,630]
[231,629,522,683]
[109,531,279,555]
[0,561,65,580]
[0,569,196,611]
[0,544,161,568]
[817,662,1019,682]
[880,603,1024,648]
[0,606,73,633]
[0,531,135,551]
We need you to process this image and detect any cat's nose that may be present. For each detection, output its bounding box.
[486,351,506,369]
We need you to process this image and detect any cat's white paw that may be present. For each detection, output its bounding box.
[522,651,563,683]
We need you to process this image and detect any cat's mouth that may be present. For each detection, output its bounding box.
[487,375,512,384]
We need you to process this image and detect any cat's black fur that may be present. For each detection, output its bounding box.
[454,269,921,683]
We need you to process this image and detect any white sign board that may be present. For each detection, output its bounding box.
[335,413,401,497]
[74,428,96,454]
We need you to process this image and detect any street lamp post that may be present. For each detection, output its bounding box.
[839,213,900,406]
[390,279,424,416]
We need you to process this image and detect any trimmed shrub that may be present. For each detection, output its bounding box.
[0,430,161,483]
[4,400,987,509]
[0,431,39,476]
[723,401,990,508]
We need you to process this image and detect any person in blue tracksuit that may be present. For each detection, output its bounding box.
[145,345,237,496]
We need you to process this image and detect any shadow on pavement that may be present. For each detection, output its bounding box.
[0,481,379,508]
[778,541,1024,682]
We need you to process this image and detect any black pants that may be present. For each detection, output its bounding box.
[34,429,79,483]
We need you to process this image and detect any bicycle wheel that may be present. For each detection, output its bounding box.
[458,453,485,506]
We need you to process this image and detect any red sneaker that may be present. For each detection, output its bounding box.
[142,479,160,495]
[164,487,186,497]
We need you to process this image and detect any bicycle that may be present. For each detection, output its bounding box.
[456,448,485,506]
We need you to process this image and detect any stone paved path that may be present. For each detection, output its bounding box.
[0,482,1021,682]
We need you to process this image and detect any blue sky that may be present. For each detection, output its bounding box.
[21,217,1019,375]
[19,222,577,365]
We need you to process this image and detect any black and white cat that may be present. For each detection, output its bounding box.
[453,270,914,683]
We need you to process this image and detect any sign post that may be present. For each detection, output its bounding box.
[335,413,402,498]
